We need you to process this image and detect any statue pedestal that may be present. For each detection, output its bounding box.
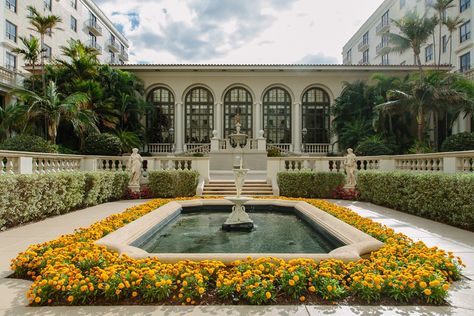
[128,184,140,193]
[222,196,254,232]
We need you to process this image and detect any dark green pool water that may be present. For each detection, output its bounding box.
[137,211,342,253]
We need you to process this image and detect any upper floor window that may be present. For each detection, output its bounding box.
[362,31,369,45]
[460,0,470,12]
[70,0,77,9]
[5,52,16,70]
[382,33,389,46]
[44,0,52,11]
[382,10,389,26]
[400,0,406,8]
[460,20,471,43]
[43,44,52,60]
[345,49,352,63]
[121,44,125,54]
[363,49,369,63]
[460,52,470,72]
[425,44,433,62]
[5,20,17,42]
[6,0,16,13]
[70,16,77,32]
[442,35,448,53]
[382,53,389,65]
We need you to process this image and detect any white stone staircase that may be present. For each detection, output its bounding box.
[202,180,274,196]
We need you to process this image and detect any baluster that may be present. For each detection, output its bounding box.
[7,160,14,174]
[464,159,471,172]
[1,158,5,175]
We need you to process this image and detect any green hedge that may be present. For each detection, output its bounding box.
[277,171,346,198]
[148,170,199,197]
[357,171,474,231]
[0,172,129,230]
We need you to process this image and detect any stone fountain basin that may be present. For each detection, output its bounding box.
[95,199,383,264]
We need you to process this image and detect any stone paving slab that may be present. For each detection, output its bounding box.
[0,199,473,315]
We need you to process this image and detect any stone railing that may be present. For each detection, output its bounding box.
[0,150,210,182]
[267,150,474,182]
[303,143,330,154]
[184,143,211,153]
[0,66,25,87]
[267,143,293,154]
[146,143,174,154]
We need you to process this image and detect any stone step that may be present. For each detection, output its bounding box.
[202,192,274,196]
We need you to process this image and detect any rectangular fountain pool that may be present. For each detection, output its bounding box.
[96,199,384,264]
[135,208,344,254]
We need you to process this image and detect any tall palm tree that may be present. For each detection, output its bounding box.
[12,36,42,90]
[14,81,97,144]
[444,16,464,66]
[27,6,62,93]
[389,11,436,78]
[0,103,27,141]
[376,72,474,143]
[430,0,455,68]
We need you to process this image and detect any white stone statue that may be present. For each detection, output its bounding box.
[127,148,143,190]
[344,148,357,187]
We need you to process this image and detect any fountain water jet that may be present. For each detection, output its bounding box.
[222,114,254,232]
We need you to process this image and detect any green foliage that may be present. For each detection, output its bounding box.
[441,132,474,152]
[267,147,282,157]
[357,171,474,230]
[277,171,346,198]
[355,137,394,156]
[148,170,199,197]
[0,134,58,153]
[407,140,435,154]
[0,171,129,229]
[113,130,142,153]
[82,133,122,156]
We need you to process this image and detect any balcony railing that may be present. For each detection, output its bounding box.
[358,58,369,65]
[376,20,390,34]
[86,40,102,53]
[107,39,120,52]
[376,41,390,55]
[0,66,24,87]
[358,40,369,52]
[119,50,129,61]
[343,56,352,64]
[85,19,102,36]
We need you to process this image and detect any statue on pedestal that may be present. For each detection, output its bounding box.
[127,148,143,192]
[344,148,357,187]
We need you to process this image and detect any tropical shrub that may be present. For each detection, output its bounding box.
[10,198,463,306]
[0,134,58,153]
[148,170,199,197]
[355,137,394,156]
[441,132,474,152]
[82,133,122,156]
[357,171,474,230]
[278,171,345,198]
[0,171,129,229]
[267,147,282,157]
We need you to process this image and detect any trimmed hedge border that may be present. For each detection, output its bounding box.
[278,171,346,198]
[148,170,199,197]
[0,171,129,230]
[357,171,474,231]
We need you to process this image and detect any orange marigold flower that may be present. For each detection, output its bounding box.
[424,289,432,296]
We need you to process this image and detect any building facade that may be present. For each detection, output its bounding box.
[1,0,128,109]
[342,0,472,74]
[118,64,460,155]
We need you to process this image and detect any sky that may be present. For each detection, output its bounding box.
[94,0,383,64]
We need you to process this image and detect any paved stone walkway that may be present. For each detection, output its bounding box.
[0,199,473,315]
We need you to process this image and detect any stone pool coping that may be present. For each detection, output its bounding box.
[95,199,384,264]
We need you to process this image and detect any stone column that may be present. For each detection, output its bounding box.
[175,102,184,153]
[293,102,301,153]
[254,102,262,139]
[215,102,223,139]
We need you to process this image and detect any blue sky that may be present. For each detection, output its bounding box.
[95,0,382,64]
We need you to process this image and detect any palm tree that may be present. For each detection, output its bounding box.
[0,103,27,141]
[444,16,464,66]
[389,11,436,78]
[27,6,62,93]
[14,81,97,144]
[430,0,455,68]
[12,36,42,90]
[376,72,474,143]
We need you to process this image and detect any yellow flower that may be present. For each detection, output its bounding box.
[265,291,272,299]
[182,280,188,287]
[198,287,205,295]
[289,279,295,286]
[419,281,427,288]
[327,285,333,292]
[423,289,432,295]
[118,283,125,289]
[299,295,306,302]
[34,297,41,303]
[429,280,440,287]
[67,295,74,303]
[186,297,191,303]
[442,283,450,291]
[247,291,253,298]
[132,291,138,297]
[309,286,316,292]
[293,275,299,282]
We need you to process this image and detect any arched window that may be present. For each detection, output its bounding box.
[185,87,214,143]
[224,87,253,138]
[146,87,174,143]
[302,87,330,144]
[263,87,291,143]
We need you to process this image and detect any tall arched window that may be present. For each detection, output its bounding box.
[146,87,174,143]
[302,87,330,144]
[263,87,291,143]
[185,87,214,143]
[224,87,253,138]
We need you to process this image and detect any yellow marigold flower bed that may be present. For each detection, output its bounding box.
[10,197,464,306]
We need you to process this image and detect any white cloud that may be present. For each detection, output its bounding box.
[95,0,383,64]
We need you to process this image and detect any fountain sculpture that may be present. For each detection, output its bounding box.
[222,114,254,231]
